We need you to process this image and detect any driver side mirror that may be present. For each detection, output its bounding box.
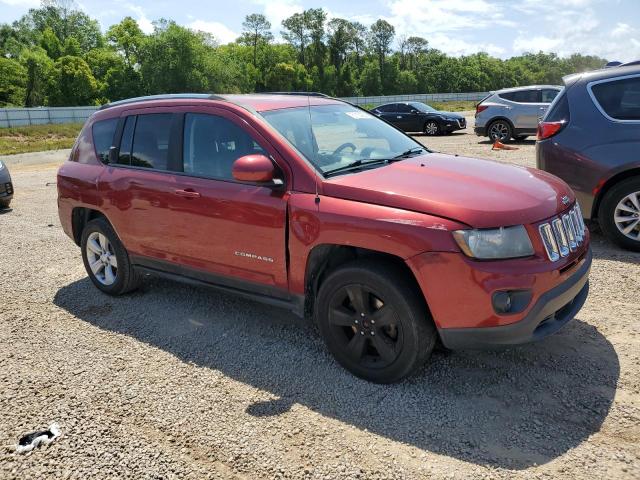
[232,154,283,187]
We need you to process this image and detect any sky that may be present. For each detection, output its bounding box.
[1,0,639,61]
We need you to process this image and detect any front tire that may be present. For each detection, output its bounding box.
[424,120,440,136]
[81,217,141,295]
[315,260,436,383]
[0,198,10,209]
[487,120,512,142]
[598,177,640,251]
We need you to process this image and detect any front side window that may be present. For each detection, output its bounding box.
[412,102,436,113]
[130,113,173,170]
[591,76,640,120]
[183,113,265,179]
[92,118,118,163]
[260,103,424,175]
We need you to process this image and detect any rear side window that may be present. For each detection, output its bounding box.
[499,90,541,103]
[591,76,640,120]
[183,113,265,180]
[91,118,118,163]
[375,104,393,112]
[130,114,173,169]
[117,116,135,165]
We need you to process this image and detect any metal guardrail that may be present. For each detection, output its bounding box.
[340,92,489,106]
[0,106,98,128]
[0,92,489,127]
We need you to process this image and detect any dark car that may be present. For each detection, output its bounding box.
[371,102,466,135]
[0,159,14,208]
[537,64,640,250]
[57,93,590,383]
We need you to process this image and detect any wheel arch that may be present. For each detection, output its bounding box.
[71,207,109,246]
[592,168,640,219]
[302,244,428,321]
[487,116,515,132]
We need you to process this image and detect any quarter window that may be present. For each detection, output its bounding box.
[591,76,640,120]
[541,89,560,103]
[183,113,265,180]
[91,118,118,163]
[130,114,173,170]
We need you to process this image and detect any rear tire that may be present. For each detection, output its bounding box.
[598,177,640,251]
[315,259,436,383]
[81,217,142,295]
[0,199,10,209]
[487,120,512,142]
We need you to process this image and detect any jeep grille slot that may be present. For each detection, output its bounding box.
[539,204,586,262]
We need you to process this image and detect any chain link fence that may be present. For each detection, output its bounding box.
[0,92,489,128]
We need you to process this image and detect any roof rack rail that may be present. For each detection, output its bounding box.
[99,93,225,110]
[263,92,329,97]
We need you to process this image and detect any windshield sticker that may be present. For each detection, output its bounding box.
[345,111,373,119]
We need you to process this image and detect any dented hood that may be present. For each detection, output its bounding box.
[322,153,574,229]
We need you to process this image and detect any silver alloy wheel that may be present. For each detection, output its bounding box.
[425,121,438,135]
[489,122,509,141]
[614,191,640,240]
[86,231,118,285]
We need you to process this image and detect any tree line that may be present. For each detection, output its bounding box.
[0,0,607,108]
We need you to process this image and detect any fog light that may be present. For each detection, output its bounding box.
[493,291,512,313]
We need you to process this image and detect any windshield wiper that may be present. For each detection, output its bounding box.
[323,158,390,177]
[393,146,427,159]
[322,147,427,177]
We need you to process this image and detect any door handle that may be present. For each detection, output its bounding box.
[174,189,201,198]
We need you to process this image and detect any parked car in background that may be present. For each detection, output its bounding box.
[0,160,14,209]
[475,85,562,142]
[537,64,640,251]
[371,102,466,135]
[58,93,590,383]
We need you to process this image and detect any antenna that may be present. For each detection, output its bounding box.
[306,91,320,205]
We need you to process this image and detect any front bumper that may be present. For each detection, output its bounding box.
[438,248,591,349]
[443,118,466,132]
[0,180,13,202]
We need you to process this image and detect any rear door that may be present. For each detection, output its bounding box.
[503,89,545,131]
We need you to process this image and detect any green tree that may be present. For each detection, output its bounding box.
[264,62,311,91]
[107,17,145,68]
[239,14,272,68]
[47,55,98,106]
[369,19,394,84]
[281,12,310,66]
[140,21,209,94]
[40,26,62,59]
[21,47,53,106]
[62,36,81,56]
[0,57,27,106]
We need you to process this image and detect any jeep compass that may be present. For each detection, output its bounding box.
[57,93,591,383]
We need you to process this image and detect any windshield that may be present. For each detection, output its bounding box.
[260,104,424,175]
[411,102,436,112]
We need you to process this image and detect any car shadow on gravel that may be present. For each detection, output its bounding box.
[53,276,619,470]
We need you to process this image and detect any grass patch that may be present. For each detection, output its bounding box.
[0,122,84,155]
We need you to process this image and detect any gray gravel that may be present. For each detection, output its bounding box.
[1,134,639,479]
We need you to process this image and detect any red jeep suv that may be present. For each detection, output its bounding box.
[57,93,591,383]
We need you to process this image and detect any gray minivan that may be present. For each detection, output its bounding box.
[537,64,640,251]
[474,85,562,142]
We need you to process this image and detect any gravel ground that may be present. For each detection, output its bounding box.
[1,126,639,479]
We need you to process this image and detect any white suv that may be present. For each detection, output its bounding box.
[474,85,562,142]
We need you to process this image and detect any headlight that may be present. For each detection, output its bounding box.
[453,225,534,259]
[0,161,4,170]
